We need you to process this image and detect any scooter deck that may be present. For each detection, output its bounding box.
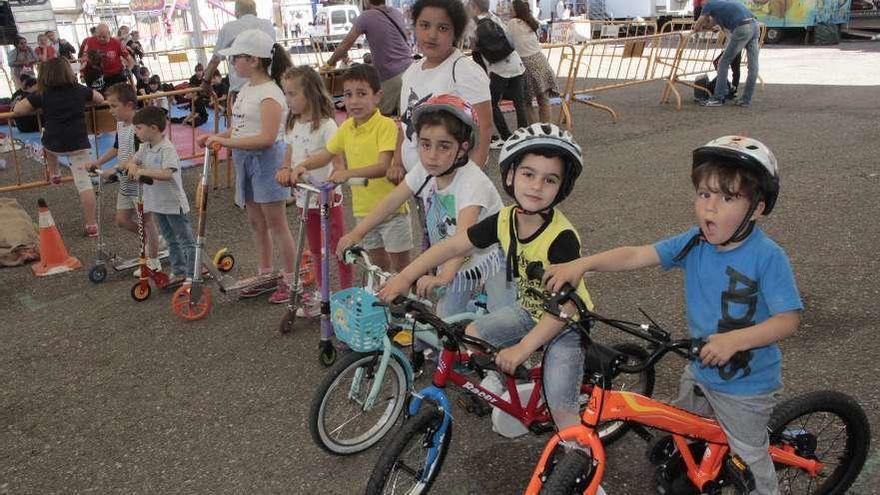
[102,249,171,271]
[218,273,282,294]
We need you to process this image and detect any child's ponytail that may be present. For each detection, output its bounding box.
[266,43,293,88]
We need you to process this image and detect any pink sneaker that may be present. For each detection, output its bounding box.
[85,224,99,237]
[268,282,290,304]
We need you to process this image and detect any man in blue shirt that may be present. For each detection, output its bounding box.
[694,0,760,107]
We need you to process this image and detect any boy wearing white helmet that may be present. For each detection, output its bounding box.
[544,136,802,495]
[380,123,594,429]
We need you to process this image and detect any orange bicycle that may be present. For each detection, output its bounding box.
[522,264,870,495]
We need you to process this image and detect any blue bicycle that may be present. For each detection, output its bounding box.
[308,247,488,455]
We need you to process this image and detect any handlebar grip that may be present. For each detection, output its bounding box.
[690,338,751,374]
[346,178,367,187]
[470,354,530,381]
[139,176,154,185]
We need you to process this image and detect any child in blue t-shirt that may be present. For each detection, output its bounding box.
[543,136,802,495]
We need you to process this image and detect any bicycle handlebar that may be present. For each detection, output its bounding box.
[525,262,752,375]
[294,172,367,193]
[382,296,531,380]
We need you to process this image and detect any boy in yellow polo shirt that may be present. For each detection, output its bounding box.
[287,64,412,272]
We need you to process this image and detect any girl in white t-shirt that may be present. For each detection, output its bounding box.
[273,66,352,316]
[388,0,493,184]
[338,95,513,320]
[196,29,295,304]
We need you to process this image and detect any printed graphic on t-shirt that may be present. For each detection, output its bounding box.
[424,190,457,243]
[516,253,544,319]
[402,91,432,142]
[716,265,756,380]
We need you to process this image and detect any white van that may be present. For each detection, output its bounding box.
[310,4,362,48]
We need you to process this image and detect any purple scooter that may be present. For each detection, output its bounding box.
[280,172,366,367]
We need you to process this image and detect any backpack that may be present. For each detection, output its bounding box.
[694,75,737,102]
[475,17,515,64]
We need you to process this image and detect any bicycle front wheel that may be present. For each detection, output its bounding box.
[768,390,870,495]
[309,351,409,455]
[538,448,597,495]
[365,403,452,495]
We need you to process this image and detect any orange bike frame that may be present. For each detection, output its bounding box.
[524,387,823,495]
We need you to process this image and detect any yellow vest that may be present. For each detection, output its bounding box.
[496,206,594,321]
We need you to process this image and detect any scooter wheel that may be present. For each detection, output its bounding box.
[131,282,151,301]
[88,265,108,283]
[279,309,295,334]
[318,341,337,367]
[171,284,212,321]
[217,253,235,273]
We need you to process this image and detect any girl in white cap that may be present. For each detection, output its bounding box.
[196,29,296,303]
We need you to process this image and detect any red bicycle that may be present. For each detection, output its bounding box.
[365,297,655,495]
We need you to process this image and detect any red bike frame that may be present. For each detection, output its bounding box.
[432,344,566,429]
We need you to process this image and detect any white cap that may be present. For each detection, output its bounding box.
[219,29,274,58]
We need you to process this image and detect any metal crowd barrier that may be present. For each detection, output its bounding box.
[139,36,367,88]
[0,87,229,193]
[554,19,659,44]
[559,32,687,122]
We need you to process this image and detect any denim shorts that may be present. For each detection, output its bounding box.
[356,213,413,253]
[473,305,585,413]
[232,141,289,207]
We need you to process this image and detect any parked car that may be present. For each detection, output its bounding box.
[309,4,365,50]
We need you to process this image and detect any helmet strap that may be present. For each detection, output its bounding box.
[721,192,760,246]
[674,192,760,260]
[434,143,468,177]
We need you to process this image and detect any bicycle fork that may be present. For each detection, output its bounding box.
[350,335,414,410]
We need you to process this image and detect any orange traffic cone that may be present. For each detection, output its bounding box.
[32,198,81,277]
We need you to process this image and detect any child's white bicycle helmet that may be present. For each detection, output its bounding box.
[675,136,781,260]
[498,123,584,213]
[692,135,780,215]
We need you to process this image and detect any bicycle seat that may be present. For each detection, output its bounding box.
[583,341,627,380]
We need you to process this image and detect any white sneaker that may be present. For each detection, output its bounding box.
[489,136,505,150]
[133,258,162,278]
[295,290,321,317]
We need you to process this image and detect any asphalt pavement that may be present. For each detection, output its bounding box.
[1,41,879,494]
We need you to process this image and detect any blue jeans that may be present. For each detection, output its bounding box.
[154,211,196,277]
[715,21,759,104]
[473,305,584,416]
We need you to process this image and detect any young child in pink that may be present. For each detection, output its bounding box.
[275,66,353,316]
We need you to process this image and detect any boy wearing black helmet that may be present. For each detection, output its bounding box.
[544,136,802,494]
[380,123,594,429]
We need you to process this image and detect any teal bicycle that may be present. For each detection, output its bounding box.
[308,246,487,455]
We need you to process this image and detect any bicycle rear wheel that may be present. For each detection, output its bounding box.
[309,351,409,455]
[768,390,870,495]
[365,403,451,495]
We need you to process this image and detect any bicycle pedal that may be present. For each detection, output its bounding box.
[721,453,755,495]
[647,435,676,465]
[457,394,491,417]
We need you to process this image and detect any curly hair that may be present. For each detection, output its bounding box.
[411,0,470,44]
